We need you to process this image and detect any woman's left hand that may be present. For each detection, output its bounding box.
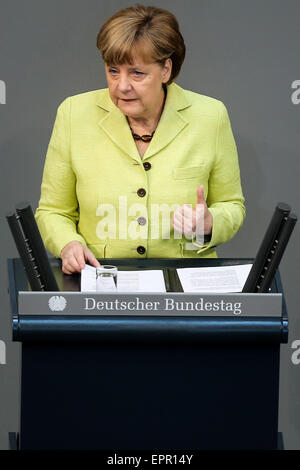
[171,185,213,238]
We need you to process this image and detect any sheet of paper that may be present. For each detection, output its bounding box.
[81,265,166,293]
[117,270,166,292]
[176,264,253,293]
[80,264,97,292]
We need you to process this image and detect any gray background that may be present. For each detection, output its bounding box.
[0,0,299,449]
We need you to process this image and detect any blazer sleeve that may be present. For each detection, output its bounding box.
[35,98,87,258]
[193,101,246,254]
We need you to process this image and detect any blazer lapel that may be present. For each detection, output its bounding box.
[143,84,191,160]
[96,83,191,162]
[99,108,141,163]
[97,93,141,162]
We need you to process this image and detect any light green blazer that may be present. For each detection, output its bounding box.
[35,83,245,259]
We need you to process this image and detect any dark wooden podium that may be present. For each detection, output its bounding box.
[7,257,288,450]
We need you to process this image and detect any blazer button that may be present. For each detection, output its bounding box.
[137,246,146,255]
[143,162,151,171]
[137,188,146,197]
[137,216,147,226]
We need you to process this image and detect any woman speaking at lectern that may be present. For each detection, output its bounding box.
[35,5,245,274]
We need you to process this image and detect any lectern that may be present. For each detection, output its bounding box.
[8,257,288,450]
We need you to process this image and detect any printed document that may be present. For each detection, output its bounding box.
[81,264,166,292]
[176,264,253,293]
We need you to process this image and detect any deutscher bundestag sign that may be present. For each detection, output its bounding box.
[18,292,282,317]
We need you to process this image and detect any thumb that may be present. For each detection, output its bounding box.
[197,185,206,206]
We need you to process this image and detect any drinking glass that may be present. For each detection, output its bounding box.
[96,265,118,292]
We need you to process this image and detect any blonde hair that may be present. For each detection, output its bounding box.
[96,4,185,85]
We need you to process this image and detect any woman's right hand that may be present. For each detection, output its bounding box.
[60,241,101,274]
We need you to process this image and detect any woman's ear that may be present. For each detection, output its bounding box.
[162,58,172,83]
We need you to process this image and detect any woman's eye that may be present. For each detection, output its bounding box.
[109,69,118,74]
[133,71,144,76]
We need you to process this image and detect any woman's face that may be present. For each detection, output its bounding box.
[105,55,172,120]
